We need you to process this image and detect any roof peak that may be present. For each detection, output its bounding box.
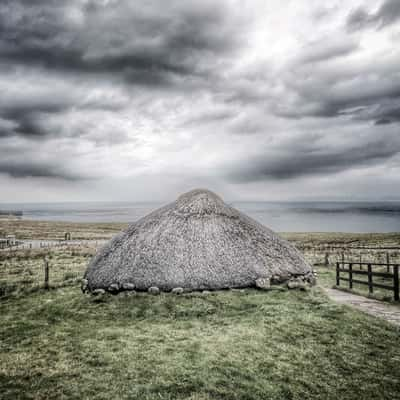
[175,189,229,215]
[177,188,221,200]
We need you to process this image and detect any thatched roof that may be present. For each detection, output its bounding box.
[84,189,313,292]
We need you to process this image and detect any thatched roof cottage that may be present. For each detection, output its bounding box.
[84,189,313,293]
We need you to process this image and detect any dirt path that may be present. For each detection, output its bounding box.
[324,288,400,326]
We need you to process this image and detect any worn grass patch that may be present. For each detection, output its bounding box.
[0,287,399,400]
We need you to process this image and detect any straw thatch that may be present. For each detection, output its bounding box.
[84,189,313,292]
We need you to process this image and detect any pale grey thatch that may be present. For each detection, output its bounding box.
[84,189,313,292]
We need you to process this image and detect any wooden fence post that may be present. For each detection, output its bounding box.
[44,258,49,290]
[367,264,373,294]
[394,265,399,302]
[336,262,340,286]
[386,253,390,273]
[349,263,353,289]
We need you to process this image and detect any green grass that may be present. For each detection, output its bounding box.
[1,223,399,399]
[1,286,399,400]
[0,248,94,297]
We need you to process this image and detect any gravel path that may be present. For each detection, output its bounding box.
[324,288,400,326]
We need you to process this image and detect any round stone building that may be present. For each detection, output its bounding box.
[83,189,314,293]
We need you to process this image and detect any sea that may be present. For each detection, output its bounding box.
[1,201,400,233]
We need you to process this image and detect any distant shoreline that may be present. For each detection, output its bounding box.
[0,217,399,239]
[0,211,23,217]
[0,200,399,232]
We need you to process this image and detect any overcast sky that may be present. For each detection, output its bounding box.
[0,0,399,202]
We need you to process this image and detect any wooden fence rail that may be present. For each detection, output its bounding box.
[336,261,399,301]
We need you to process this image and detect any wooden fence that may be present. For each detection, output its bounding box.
[336,261,399,301]
[295,244,400,267]
[0,247,93,298]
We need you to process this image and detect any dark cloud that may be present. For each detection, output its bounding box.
[0,134,89,180]
[0,158,79,180]
[0,104,66,138]
[0,0,241,85]
[346,8,374,31]
[276,59,400,124]
[375,118,392,125]
[373,106,400,125]
[0,0,244,145]
[0,70,131,139]
[347,0,400,31]
[228,133,400,182]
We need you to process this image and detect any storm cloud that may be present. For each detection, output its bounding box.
[347,0,400,31]
[0,0,399,201]
[0,0,241,84]
[228,128,400,181]
[0,161,78,180]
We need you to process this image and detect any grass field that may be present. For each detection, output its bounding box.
[1,220,400,399]
[0,218,125,240]
[0,247,95,297]
[1,286,399,400]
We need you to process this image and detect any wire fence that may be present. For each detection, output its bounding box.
[0,246,96,298]
[299,245,400,267]
[0,239,107,252]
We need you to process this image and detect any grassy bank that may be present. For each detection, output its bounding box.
[1,286,399,400]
